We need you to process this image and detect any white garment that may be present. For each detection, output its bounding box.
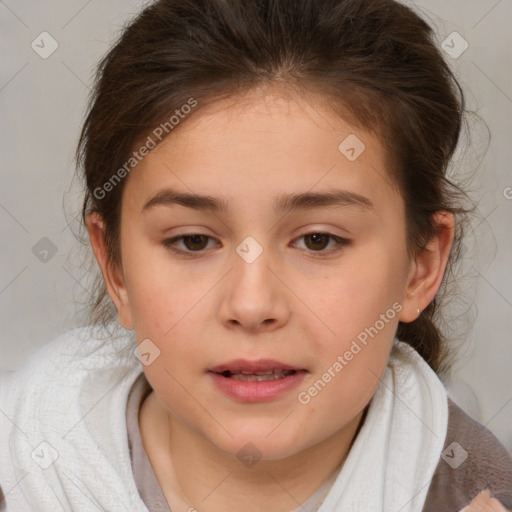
[319,340,448,511]
[0,325,448,512]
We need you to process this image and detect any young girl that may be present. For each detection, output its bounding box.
[1,0,511,510]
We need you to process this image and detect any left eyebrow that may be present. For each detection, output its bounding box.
[273,189,375,214]
[141,187,374,214]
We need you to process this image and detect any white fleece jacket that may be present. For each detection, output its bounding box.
[0,325,448,511]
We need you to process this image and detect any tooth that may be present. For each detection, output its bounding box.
[229,370,294,381]
[239,370,274,375]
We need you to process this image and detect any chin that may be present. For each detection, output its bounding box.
[204,422,311,462]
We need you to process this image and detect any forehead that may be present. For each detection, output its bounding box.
[123,88,400,217]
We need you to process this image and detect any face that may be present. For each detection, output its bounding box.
[102,88,417,460]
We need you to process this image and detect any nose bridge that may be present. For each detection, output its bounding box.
[218,235,290,331]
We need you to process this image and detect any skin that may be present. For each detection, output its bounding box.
[87,85,455,512]
[461,490,508,512]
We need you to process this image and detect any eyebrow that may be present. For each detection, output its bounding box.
[141,187,374,214]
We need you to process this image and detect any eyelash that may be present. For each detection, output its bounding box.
[161,233,351,257]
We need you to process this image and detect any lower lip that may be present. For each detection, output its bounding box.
[208,371,307,402]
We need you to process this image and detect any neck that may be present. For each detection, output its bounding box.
[141,393,368,512]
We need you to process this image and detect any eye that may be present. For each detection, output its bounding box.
[162,232,350,257]
[162,234,218,255]
[293,233,350,254]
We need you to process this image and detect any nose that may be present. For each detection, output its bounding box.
[217,244,291,333]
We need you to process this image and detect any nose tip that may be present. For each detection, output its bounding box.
[219,255,290,333]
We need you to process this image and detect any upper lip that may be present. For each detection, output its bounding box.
[209,359,304,373]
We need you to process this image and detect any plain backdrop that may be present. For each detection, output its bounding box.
[1,0,511,452]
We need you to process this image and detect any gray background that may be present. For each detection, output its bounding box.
[1,0,511,451]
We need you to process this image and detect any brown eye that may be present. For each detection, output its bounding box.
[162,234,217,255]
[304,233,331,251]
[293,232,351,255]
[182,235,209,251]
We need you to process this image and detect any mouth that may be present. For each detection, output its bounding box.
[209,359,304,379]
[215,369,298,382]
[208,359,307,401]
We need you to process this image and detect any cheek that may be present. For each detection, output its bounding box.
[124,256,210,374]
[120,238,196,334]
[294,247,402,414]
[300,249,403,338]
[298,321,395,440]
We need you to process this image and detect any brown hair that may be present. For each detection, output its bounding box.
[75,0,474,374]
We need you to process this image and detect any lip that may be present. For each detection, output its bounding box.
[208,359,307,402]
[209,358,301,373]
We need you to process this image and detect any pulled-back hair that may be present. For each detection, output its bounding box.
[76,0,473,374]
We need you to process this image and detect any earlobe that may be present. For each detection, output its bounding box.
[399,212,455,323]
[85,212,134,330]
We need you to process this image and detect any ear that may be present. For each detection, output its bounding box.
[85,211,134,330]
[399,211,455,323]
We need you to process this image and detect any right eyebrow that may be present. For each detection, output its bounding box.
[142,188,229,214]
